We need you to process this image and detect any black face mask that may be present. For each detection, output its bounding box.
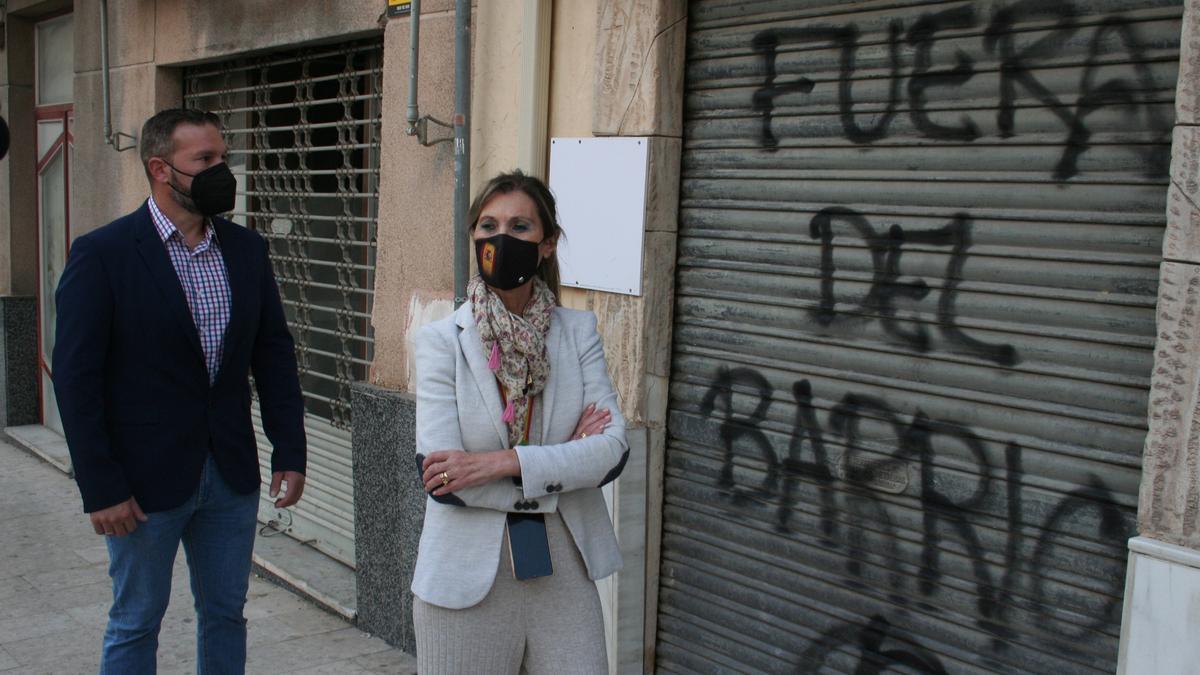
[475,233,543,290]
[165,161,237,217]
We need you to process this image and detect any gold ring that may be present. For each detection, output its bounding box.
[580,432,588,439]
[440,471,449,486]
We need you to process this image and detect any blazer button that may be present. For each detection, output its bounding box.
[514,501,524,510]
[530,500,539,509]
[545,484,554,493]
[555,483,563,492]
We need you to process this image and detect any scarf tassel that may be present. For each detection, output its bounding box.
[502,399,516,424]
[488,341,501,371]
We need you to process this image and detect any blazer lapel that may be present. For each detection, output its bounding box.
[540,312,563,443]
[212,219,248,384]
[456,303,510,447]
[133,206,204,362]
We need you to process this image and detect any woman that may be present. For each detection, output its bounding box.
[410,171,629,673]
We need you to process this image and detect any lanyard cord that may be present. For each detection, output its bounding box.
[497,382,535,445]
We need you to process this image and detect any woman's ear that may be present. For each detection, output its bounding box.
[539,234,558,259]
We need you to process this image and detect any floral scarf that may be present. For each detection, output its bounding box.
[468,274,555,446]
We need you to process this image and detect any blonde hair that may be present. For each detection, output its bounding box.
[466,170,564,303]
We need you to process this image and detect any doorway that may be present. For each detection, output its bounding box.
[34,12,74,435]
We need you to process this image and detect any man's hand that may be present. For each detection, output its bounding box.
[270,471,306,508]
[90,497,148,537]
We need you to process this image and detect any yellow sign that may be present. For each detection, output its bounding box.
[387,0,412,17]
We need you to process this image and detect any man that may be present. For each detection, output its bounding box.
[53,109,307,673]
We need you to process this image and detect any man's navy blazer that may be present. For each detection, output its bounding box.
[53,201,306,514]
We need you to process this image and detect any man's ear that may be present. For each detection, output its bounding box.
[147,157,172,185]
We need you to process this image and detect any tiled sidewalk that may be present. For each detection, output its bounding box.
[0,438,416,674]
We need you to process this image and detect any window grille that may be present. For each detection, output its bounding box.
[184,38,382,430]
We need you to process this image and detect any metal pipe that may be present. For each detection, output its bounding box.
[453,0,471,307]
[100,0,112,145]
[99,0,135,151]
[406,0,421,130]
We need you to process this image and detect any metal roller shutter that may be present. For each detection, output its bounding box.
[659,1,1180,672]
[184,38,382,566]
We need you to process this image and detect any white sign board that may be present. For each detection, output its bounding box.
[549,137,648,296]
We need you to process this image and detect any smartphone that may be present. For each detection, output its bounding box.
[507,513,553,580]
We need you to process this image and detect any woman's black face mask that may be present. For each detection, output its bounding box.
[475,233,543,290]
[165,161,237,217]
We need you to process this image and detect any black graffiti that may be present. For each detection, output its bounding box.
[752,0,1171,179]
[801,614,950,674]
[700,366,777,505]
[702,366,1132,652]
[810,207,1018,366]
[908,5,981,142]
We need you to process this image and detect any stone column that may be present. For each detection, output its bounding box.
[589,1,686,671]
[351,383,422,653]
[1117,2,1200,671]
[0,9,37,298]
[0,10,39,432]
[0,296,37,429]
[353,1,458,654]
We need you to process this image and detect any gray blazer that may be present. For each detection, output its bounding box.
[410,301,629,609]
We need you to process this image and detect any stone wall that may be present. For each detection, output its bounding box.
[1118,2,1200,670]
[1139,0,1200,550]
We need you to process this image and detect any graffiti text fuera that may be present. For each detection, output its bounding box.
[752,1,1171,180]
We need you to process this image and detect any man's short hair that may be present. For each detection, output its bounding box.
[139,109,221,181]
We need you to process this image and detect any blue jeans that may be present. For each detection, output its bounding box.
[100,455,259,675]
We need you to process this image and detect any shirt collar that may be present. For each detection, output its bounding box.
[147,196,219,248]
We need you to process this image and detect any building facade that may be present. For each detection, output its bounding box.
[1,0,1198,672]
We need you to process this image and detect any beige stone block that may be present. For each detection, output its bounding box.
[0,15,36,88]
[588,291,647,425]
[402,288,455,393]
[1167,126,1200,264]
[1138,260,1200,547]
[560,286,587,310]
[644,136,681,233]
[548,0,598,138]
[74,0,156,73]
[1165,182,1200,265]
[369,13,457,391]
[154,0,383,66]
[642,230,675,378]
[471,0,523,186]
[1172,125,1200,199]
[154,67,184,112]
[1178,0,1200,125]
[592,0,686,137]
[641,423,667,672]
[611,422,647,672]
[72,66,160,238]
[640,136,680,394]
[642,372,668,427]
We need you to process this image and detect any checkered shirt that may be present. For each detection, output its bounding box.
[148,196,232,385]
